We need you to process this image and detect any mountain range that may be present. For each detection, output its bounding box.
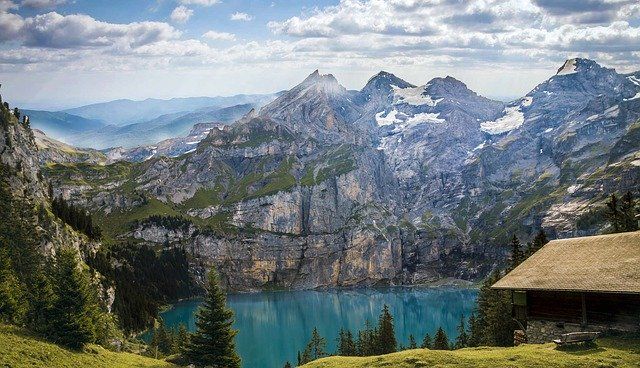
[26,93,279,149]
[40,58,640,290]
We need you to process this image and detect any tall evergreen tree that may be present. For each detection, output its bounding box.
[184,269,241,368]
[466,313,481,347]
[509,235,522,269]
[49,248,100,349]
[155,318,173,355]
[620,191,638,232]
[175,323,190,354]
[454,314,468,349]
[433,327,450,350]
[605,193,623,232]
[337,328,356,356]
[355,320,377,356]
[375,304,396,354]
[0,247,24,324]
[301,327,327,364]
[420,333,432,349]
[526,229,548,257]
[408,334,417,349]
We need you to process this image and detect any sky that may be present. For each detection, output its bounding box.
[0,0,639,110]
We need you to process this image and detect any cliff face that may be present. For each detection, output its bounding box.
[1,102,115,306]
[43,60,640,290]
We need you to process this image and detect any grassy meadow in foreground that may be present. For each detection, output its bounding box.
[0,324,177,368]
[302,337,640,368]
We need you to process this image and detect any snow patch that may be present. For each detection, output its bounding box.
[186,141,200,145]
[473,141,488,151]
[375,110,401,126]
[480,105,525,135]
[184,148,196,154]
[544,128,553,133]
[392,85,443,106]
[623,92,640,101]
[628,76,640,86]
[521,96,533,107]
[405,112,445,126]
[557,59,577,75]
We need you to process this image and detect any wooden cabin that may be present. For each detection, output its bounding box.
[492,231,640,343]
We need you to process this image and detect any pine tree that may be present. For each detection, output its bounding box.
[49,248,99,349]
[375,304,396,354]
[606,193,623,233]
[297,351,302,366]
[337,328,357,356]
[283,362,292,368]
[467,313,481,347]
[184,269,240,368]
[420,333,432,349]
[175,323,190,354]
[408,334,417,349]
[25,265,54,334]
[355,320,377,356]
[509,235,522,269]
[454,314,468,349]
[155,318,173,355]
[300,327,327,364]
[433,327,450,350]
[0,247,24,324]
[526,229,548,257]
[620,191,638,232]
[471,270,516,347]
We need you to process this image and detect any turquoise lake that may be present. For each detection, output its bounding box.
[159,288,478,368]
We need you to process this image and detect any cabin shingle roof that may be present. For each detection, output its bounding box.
[492,231,640,294]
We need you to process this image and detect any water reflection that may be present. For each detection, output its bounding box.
[160,287,478,368]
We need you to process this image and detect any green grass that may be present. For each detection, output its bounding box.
[303,337,640,368]
[0,324,176,368]
[95,196,181,238]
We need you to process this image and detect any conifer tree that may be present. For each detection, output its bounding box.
[337,328,356,356]
[184,269,240,368]
[283,362,292,368]
[25,266,54,334]
[300,327,327,364]
[433,327,450,350]
[466,313,481,347]
[0,247,24,323]
[375,304,396,354]
[526,229,548,257]
[49,248,99,349]
[454,315,468,349]
[509,235,522,269]
[175,323,190,354]
[606,193,623,232]
[355,320,377,356]
[620,191,638,232]
[408,334,417,349]
[155,318,173,355]
[420,333,432,349]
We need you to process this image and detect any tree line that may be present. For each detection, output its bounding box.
[50,191,102,240]
[289,304,469,367]
[88,242,200,334]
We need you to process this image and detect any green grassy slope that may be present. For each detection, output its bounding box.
[303,337,640,368]
[0,324,177,368]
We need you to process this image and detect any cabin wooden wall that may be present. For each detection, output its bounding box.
[526,291,640,325]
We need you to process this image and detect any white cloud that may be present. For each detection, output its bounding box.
[202,30,236,41]
[21,0,66,8]
[179,0,220,6]
[171,5,193,23]
[0,0,16,12]
[230,12,253,21]
[15,12,181,49]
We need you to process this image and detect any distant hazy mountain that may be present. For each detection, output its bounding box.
[67,103,257,149]
[23,110,105,142]
[63,94,279,126]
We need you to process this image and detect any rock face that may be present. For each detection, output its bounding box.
[44,60,640,290]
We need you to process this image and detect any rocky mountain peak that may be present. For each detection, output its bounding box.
[555,58,604,76]
[363,71,415,92]
[424,76,474,98]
